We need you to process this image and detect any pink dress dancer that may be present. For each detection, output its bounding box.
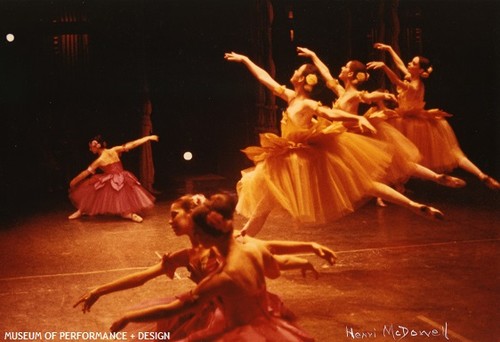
[69,161,155,218]
[124,247,296,341]
[68,135,159,222]
[109,194,316,341]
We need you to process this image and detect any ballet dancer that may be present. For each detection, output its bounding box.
[74,193,336,340]
[367,42,499,190]
[108,193,316,340]
[297,47,466,193]
[68,134,158,222]
[225,51,444,237]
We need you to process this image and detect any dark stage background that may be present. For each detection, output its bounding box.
[1,0,498,219]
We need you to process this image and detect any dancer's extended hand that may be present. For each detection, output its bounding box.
[311,243,337,265]
[366,61,386,70]
[296,47,315,58]
[358,117,377,134]
[224,52,246,63]
[373,43,391,51]
[301,262,319,279]
[110,316,129,333]
[73,290,99,313]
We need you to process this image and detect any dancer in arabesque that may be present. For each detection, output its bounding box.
[74,193,336,341]
[297,47,466,195]
[367,43,500,190]
[225,51,444,237]
[68,135,158,222]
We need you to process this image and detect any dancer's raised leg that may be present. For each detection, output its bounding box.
[370,182,444,220]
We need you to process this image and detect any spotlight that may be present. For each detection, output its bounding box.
[6,33,15,42]
[183,151,193,161]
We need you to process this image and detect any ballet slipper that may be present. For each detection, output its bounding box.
[417,205,444,221]
[436,174,466,188]
[130,214,143,223]
[122,213,143,223]
[376,197,387,207]
[68,210,82,220]
[481,175,500,190]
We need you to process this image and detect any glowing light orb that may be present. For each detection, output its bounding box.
[183,151,193,161]
[6,33,15,42]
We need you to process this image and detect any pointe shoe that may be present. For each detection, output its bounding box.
[123,213,143,223]
[68,210,82,220]
[481,175,500,190]
[418,205,444,220]
[130,213,143,223]
[436,174,466,188]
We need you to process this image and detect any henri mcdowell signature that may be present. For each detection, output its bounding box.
[346,322,449,340]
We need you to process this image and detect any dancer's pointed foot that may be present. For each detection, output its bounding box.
[68,210,82,220]
[418,205,444,220]
[376,197,387,207]
[123,213,143,223]
[481,175,500,190]
[436,174,466,188]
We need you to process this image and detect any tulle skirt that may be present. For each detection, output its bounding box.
[237,119,392,224]
[179,315,314,342]
[69,170,155,215]
[124,291,298,341]
[356,109,421,185]
[389,109,465,173]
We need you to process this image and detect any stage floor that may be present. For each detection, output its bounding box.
[1,173,499,341]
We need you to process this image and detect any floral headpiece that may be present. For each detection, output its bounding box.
[191,194,207,207]
[421,66,433,79]
[356,72,369,83]
[305,74,318,86]
[89,140,101,148]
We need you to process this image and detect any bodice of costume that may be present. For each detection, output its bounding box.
[161,248,222,284]
[100,161,125,173]
[333,90,367,114]
[397,82,426,112]
[395,82,452,120]
[90,161,137,192]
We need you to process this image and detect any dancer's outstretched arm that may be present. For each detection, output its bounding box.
[245,237,337,265]
[373,43,409,76]
[297,47,344,97]
[224,52,294,102]
[73,249,189,313]
[110,274,223,332]
[116,135,159,153]
[317,105,377,134]
[367,61,407,89]
[274,254,319,279]
[360,90,398,104]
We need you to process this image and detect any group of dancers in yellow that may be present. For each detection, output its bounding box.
[71,43,498,340]
[229,43,499,237]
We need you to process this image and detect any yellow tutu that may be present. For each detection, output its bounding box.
[236,114,393,224]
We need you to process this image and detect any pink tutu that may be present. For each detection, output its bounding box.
[124,297,221,341]
[69,161,155,215]
[179,313,314,342]
[123,291,298,341]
